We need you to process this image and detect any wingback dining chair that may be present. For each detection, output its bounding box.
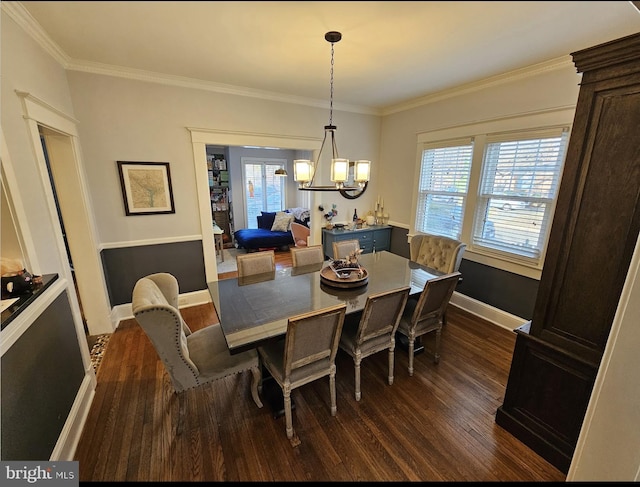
[132,272,263,434]
[338,286,410,401]
[236,249,275,277]
[290,245,325,267]
[332,239,361,260]
[257,303,346,445]
[409,233,465,326]
[397,271,461,376]
[409,233,466,274]
[290,221,311,248]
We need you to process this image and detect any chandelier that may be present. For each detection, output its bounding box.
[294,31,371,193]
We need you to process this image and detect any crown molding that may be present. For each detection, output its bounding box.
[2,1,71,67]
[381,56,574,116]
[5,1,574,119]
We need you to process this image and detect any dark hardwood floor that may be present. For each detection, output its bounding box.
[74,249,566,481]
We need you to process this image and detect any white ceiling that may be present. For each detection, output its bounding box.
[12,1,640,113]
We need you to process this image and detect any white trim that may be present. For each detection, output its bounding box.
[384,57,573,115]
[4,0,573,118]
[50,373,96,461]
[411,106,575,278]
[450,291,527,332]
[18,90,113,337]
[189,128,322,284]
[99,234,203,251]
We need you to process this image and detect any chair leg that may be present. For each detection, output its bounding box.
[433,328,442,364]
[250,366,264,408]
[330,369,337,416]
[283,384,294,439]
[354,352,362,401]
[408,338,415,377]
[388,347,395,385]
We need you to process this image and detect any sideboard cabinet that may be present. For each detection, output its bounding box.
[495,32,640,473]
[322,225,391,259]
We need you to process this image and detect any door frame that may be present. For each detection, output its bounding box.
[189,128,320,283]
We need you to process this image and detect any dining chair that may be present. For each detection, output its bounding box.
[338,286,410,401]
[257,303,346,445]
[290,221,311,247]
[236,249,275,277]
[290,245,325,267]
[332,239,361,260]
[409,233,466,274]
[409,233,465,326]
[397,271,461,376]
[132,272,263,434]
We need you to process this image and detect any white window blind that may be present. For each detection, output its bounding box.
[416,139,473,239]
[472,128,569,263]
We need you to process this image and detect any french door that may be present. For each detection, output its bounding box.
[242,157,286,228]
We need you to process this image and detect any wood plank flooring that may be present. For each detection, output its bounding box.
[74,248,566,481]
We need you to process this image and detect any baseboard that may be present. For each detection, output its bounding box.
[450,291,526,331]
[50,371,96,460]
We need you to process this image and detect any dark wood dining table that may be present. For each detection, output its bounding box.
[208,251,444,355]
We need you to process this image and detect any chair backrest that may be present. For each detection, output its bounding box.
[355,286,410,346]
[332,239,361,260]
[290,221,310,247]
[283,303,346,383]
[409,233,466,273]
[236,250,276,277]
[132,273,199,392]
[291,245,325,267]
[409,272,461,328]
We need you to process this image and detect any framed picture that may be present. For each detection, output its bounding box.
[117,161,175,215]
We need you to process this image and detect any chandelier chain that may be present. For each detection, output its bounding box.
[329,41,335,126]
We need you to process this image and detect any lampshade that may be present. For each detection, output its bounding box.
[331,158,349,184]
[293,159,313,183]
[354,160,371,183]
[275,168,288,176]
[293,31,371,194]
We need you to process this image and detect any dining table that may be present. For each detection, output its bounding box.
[208,250,444,355]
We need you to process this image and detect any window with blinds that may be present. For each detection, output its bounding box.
[472,128,569,263]
[415,139,473,239]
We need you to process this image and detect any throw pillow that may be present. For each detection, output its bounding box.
[260,211,277,229]
[271,211,293,232]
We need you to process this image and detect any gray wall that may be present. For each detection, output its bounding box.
[1,292,84,460]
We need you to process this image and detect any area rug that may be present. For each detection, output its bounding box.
[89,333,111,372]
[217,248,239,274]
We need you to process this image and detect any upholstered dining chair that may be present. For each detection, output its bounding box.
[290,221,310,247]
[290,245,325,267]
[132,272,263,434]
[409,233,466,274]
[338,286,410,401]
[332,239,361,260]
[409,233,465,326]
[397,271,461,376]
[236,249,275,277]
[257,303,346,446]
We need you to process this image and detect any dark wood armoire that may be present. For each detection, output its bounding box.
[495,32,640,473]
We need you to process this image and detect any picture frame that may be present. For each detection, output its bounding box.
[117,161,175,215]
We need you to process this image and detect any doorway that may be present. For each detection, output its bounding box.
[40,130,88,336]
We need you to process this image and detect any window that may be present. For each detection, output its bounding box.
[415,139,473,239]
[472,128,568,263]
[414,122,570,269]
[242,158,286,228]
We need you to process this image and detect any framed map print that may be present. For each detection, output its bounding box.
[117,161,175,215]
